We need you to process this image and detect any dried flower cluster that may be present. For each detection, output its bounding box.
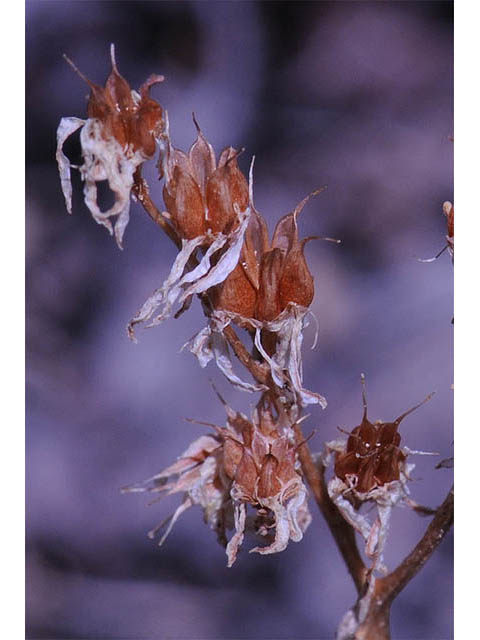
[56,45,165,248]
[56,46,453,639]
[126,393,310,566]
[324,377,435,573]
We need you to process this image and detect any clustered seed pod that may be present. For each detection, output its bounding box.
[161,123,249,240]
[326,378,435,573]
[124,393,311,567]
[83,49,164,157]
[220,396,310,566]
[56,44,165,246]
[334,384,433,493]
[210,192,318,323]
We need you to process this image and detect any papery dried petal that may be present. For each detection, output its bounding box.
[185,318,266,393]
[254,305,327,408]
[56,116,86,214]
[79,119,146,247]
[127,235,206,339]
[226,502,246,567]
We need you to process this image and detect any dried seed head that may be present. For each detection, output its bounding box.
[334,376,434,493]
[126,394,311,566]
[56,45,165,247]
[161,122,249,241]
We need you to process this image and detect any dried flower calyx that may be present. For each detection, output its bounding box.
[56,44,165,247]
[123,393,311,567]
[210,190,324,322]
[161,118,249,240]
[127,121,253,336]
[324,376,435,573]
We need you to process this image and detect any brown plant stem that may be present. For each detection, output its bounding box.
[379,484,453,602]
[132,167,181,249]
[223,325,270,387]
[293,423,368,594]
[352,485,453,640]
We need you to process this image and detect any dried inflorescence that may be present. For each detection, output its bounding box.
[323,377,435,573]
[56,46,329,406]
[181,190,329,407]
[124,394,311,567]
[210,192,319,323]
[161,118,249,241]
[124,118,329,407]
[126,122,254,336]
[56,44,165,247]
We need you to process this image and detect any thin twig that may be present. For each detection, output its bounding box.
[293,423,368,594]
[132,166,181,249]
[223,325,270,387]
[351,485,453,640]
[380,484,453,602]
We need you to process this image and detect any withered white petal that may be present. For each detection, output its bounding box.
[186,314,266,393]
[79,119,145,248]
[128,236,205,340]
[249,498,291,556]
[55,116,86,214]
[183,208,251,296]
[156,496,193,546]
[253,305,327,408]
[226,502,246,567]
[211,331,266,393]
[285,483,309,542]
[128,208,251,338]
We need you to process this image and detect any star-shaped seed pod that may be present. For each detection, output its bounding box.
[56,44,165,247]
[324,376,435,573]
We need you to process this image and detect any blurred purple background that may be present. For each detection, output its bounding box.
[26,1,453,638]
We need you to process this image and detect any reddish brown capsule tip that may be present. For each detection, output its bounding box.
[69,45,164,157]
[334,379,433,493]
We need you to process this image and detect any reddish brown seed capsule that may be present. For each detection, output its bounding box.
[335,379,433,493]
